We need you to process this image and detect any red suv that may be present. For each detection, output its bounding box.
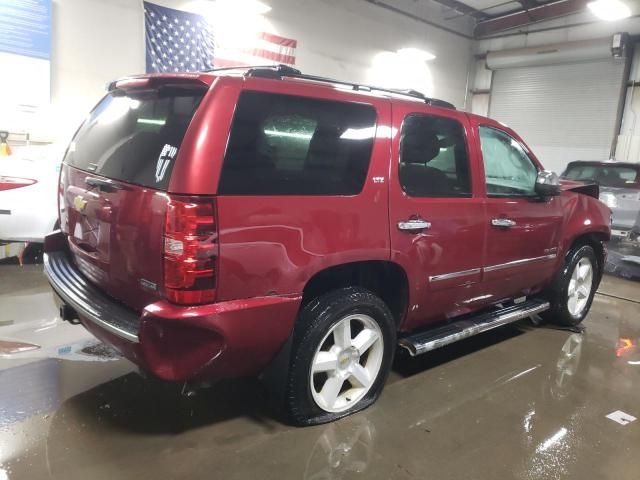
[45,65,610,425]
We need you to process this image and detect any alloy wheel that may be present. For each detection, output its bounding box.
[567,257,594,317]
[309,314,384,413]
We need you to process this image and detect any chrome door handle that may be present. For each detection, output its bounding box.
[491,218,516,228]
[398,219,431,231]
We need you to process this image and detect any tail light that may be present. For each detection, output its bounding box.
[0,176,37,191]
[163,195,218,305]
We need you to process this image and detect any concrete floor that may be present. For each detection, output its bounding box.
[0,264,639,480]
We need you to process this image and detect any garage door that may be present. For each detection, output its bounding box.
[489,58,627,173]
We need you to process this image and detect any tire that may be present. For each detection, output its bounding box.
[543,245,599,327]
[284,287,396,426]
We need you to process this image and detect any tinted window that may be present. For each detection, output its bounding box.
[64,86,205,190]
[399,115,471,197]
[563,164,640,188]
[218,91,377,195]
[479,126,538,196]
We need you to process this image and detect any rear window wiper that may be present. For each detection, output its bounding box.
[85,177,125,191]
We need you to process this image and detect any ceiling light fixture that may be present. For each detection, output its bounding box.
[588,0,631,21]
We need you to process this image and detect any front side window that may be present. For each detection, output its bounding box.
[479,126,538,197]
[218,91,377,195]
[399,115,471,197]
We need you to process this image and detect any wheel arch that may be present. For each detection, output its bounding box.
[300,260,409,329]
[565,231,609,279]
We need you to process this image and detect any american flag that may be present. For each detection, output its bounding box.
[144,1,297,74]
[214,31,297,68]
[144,1,215,73]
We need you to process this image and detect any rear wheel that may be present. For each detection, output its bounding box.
[285,287,396,426]
[543,245,599,326]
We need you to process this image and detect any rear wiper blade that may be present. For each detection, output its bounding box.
[85,177,124,191]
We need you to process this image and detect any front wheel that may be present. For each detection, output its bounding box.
[285,287,396,426]
[543,245,599,326]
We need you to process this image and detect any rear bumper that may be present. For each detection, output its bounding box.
[44,248,302,382]
[45,251,140,342]
[611,228,631,239]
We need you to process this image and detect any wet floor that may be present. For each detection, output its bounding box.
[0,264,639,479]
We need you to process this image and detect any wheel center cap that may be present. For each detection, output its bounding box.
[338,347,359,370]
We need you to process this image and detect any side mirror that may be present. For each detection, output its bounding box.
[535,170,561,196]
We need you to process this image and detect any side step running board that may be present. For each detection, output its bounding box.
[398,298,550,356]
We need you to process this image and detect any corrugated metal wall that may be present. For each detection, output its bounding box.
[489,58,627,173]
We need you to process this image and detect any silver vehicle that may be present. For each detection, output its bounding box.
[562,161,640,241]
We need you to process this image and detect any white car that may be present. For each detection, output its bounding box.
[0,144,63,242]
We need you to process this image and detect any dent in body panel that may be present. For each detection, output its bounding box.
[558,191,611,256]
[215,197,390,301]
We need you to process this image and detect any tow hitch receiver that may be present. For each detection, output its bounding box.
[59,304,81,325]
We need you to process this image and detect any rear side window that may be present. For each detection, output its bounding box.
[64,86,205,190]
[399,114,471,197]
[218,91,377,195]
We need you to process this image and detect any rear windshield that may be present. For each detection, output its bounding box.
[218,91,377,195]
[63,86,205,190]
[563,164,640,188]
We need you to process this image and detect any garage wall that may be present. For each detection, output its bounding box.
[28,0,473,145]
[471,12,640,172]
[487,49,627,173]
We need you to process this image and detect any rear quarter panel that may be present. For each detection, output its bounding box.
[206,78,393,301]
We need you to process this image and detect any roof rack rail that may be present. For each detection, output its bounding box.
[238,64,455,109]
[203,64,278,73]
[246,64,302,78]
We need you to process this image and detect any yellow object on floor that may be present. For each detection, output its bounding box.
[0,142,11,156]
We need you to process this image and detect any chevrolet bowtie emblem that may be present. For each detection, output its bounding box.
[73,195,87,212]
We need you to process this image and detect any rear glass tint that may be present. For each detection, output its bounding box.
[563,164,640,188]
[218,91,377,195]
[63,86,205,190]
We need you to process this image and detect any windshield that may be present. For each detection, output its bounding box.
[63,86,205,190]
[563,164,640,188]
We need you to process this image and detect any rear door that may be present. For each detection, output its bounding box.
[389,105,487,331]
[60,80,207,310]
[474,121,563,300]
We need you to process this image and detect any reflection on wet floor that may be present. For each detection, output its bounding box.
[0,264,639,480]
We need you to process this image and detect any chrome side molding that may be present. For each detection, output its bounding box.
[428,253,557,283]
[429,268,481,283]
[483,254,557,273]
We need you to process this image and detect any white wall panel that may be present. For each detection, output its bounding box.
[28,0,472,145]
[489,58,626,173]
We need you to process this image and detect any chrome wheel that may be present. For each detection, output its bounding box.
[567,257,593,317]
[310,314,384,413]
